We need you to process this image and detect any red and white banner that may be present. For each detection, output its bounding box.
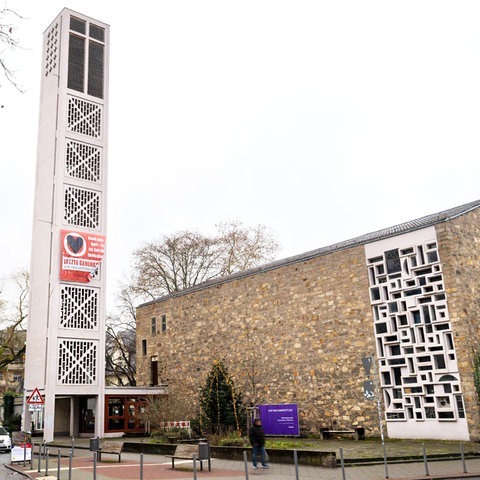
[161,421,191,430]
[60,230,106,283]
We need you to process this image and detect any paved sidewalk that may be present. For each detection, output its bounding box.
[6,446,480,480]
[6,438,480,480]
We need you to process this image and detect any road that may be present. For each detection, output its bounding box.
[0,452,27,479]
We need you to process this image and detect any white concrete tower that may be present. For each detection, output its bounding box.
[24,9,109,442]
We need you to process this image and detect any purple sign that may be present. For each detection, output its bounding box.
[257,404,299,436]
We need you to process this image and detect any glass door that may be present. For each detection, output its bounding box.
[79,397,96,434]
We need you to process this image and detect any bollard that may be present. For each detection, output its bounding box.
[243,450,249,480]
[57,449,61,479]
[193,453,197,480]
[41,440,47,472]
[71,436,75,457]
[460,443,467,473]
[45,448,49,476]
[140,452,144,480]
[37,443,41,472]
[93,451,97,480]
[293,449,299,480]
[68,449,73,480]
[340,447,346,480]
[422,443,430,476]
[382,441,389,479]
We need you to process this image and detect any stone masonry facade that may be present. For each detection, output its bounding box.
[437,207,480,439]
[136,201,480,440]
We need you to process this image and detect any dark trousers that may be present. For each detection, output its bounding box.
[252,445,267,466]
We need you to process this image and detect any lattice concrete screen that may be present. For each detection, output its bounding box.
[64,185,101,229]
[44,22,59,77]
[60,286,99,329]
[366,237,465,425]
[67,96,103,138]
[57,339,98,384]
[65,139,102,183]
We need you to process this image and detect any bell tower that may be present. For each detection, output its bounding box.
[24,9,109,441]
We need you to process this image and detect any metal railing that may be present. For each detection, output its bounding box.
[14,441,477,480]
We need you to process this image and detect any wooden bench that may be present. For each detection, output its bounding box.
[166,443,211,471]
[96,441,124,462]
[320,427,365,440]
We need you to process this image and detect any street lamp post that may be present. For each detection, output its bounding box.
[362,354,389,479]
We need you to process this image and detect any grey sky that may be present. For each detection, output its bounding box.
[1,1,479,309]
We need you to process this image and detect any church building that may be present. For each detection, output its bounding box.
[136,200,480,441]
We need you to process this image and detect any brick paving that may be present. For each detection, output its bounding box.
[6,438,480,480]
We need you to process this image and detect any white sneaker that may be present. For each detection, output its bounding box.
[252,465,258,469]
[262,465,269,469]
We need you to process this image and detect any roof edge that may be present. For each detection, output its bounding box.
[138,199,480,308]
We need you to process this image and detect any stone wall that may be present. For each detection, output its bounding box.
[137,243,379,435]
[136,208,480,438]
[436,208,480,440]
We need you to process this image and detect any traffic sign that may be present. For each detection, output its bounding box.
[27,388,44,404]
[363,380,374,400]
[28,404,43,412]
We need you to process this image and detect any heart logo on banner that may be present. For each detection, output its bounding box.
[66,234,84,254]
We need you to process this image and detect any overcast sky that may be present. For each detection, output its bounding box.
[1,1,479,310]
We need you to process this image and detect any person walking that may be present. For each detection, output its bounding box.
[249,417,269,469]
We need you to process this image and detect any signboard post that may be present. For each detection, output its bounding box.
[11,431,32,463]
[26,388,44,441]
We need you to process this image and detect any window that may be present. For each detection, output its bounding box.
[425,407,436,419]
[434,354,446,370]
[89,24,105,42]
[437,396,450,407]
[151,356,158,386]
[161,314,167,333]
[141,339,147,356]
[67,34,85,92]
[151,317,157,335]
[70,16,86,34]
[67,17,105,98]
[455,395,465,418]
[107,397,125,430]
[385,249,401,274]
[88,40,104,98]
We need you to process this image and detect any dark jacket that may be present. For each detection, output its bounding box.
[249,423,265,447]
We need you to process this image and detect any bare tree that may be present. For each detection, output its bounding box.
[0,7,24,91]
[0,285,6,322]
[131,222,279,301]
[216,222,279,276]
[105,315,136,386]
[0,271,28,370]
[105,286,137,386]
[139,384,191,434]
